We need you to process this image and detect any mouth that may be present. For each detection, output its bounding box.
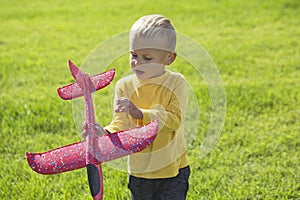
[135,69,145,75]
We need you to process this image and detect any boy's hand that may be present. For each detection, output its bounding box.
[115,97,143,119]
[82,122,108,139]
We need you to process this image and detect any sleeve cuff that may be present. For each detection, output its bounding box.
[140,108,159,125]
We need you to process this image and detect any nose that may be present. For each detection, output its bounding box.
[131,57,142,67]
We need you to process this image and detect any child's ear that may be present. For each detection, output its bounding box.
[165,52,177,65]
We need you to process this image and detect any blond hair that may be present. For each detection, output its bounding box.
[129,14,176,52]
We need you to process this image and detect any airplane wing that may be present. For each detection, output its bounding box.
[57,68,115,100]
[26,119,158,175]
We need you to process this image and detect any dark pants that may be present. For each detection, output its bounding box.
[128,166,190,200]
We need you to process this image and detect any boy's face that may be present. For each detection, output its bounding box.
[130,48,173,80]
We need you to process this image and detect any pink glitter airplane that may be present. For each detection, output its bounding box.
[26,60,158,200]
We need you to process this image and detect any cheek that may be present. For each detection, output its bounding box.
[147,63,164,69]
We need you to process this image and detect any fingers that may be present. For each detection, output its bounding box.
[115,98,130,110]
[95,123,107,136]
[82,121,87,130]
[82,122,108,139]
[82,121,87,140]
[114,97,143,119]
[115,97,135,113]
[115,106,129,113]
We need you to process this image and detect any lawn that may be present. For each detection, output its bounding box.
[0,0,299,199]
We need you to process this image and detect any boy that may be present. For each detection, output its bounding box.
[86,14,190,200]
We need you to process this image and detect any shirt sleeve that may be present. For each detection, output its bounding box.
[140,75,187,133]
[104,79,133,133]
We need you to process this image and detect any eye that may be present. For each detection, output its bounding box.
[131,52,137,58]
[143,56,152,61]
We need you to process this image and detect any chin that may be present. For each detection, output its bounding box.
[135,73,144,79]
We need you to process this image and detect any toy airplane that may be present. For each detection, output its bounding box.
[26,60,158,200]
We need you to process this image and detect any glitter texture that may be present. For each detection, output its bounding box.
[26,60,158,200]
[26,119,158,174]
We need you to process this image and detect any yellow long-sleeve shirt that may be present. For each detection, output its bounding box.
[105,70,189,178]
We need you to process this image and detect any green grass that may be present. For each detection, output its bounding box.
[1,0,299,199]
